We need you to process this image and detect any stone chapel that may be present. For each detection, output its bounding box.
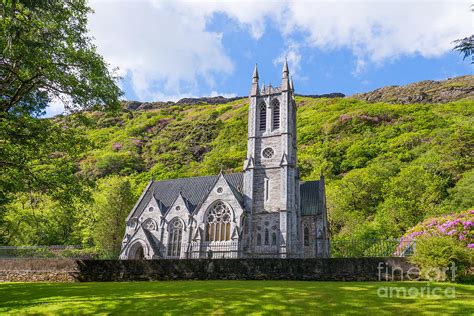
[120,62,329,259]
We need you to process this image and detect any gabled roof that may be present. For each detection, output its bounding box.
[128,173,243,220]
[300,180,324,216]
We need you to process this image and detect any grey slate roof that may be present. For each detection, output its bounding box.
[129,172,323,219]
[300,180,324,216]
[129,173,244,219]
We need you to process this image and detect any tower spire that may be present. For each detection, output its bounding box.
[282,58,289,79]
[252,63,259,83]
[281,59,290,91]
[250,63,259,96]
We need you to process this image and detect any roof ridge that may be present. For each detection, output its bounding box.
[153,172,242,184]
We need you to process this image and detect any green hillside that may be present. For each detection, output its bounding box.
[3,81,473,249]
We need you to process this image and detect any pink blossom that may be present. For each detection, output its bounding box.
[468,244,474,249]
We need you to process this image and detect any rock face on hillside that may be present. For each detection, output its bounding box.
[123,93,346,110]
[123,75,473,110]
[352,75,474,104]
[124,96,244,111]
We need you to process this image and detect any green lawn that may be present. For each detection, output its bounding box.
[0,281,473,315]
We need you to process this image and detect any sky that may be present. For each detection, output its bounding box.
[46,0,473,116]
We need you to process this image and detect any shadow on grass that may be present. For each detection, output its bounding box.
[0,281,473,315]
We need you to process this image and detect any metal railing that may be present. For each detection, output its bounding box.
[330,239,401,258]
[0,239,410,259]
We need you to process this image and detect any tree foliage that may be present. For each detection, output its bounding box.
[2,92,473,246]
[0,0,122,242]
[91,176,135,257]
[0,0,122,115]
[453,35,474,64]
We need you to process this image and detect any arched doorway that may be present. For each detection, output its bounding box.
[129,242,145,259]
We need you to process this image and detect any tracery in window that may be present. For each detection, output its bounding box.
[262,147,274,159]
[259,102,266,131]
[205,201,232,242]
[257,233,262,246]
[142,218,157,231]
[168,218,183,257]
[264,228,269,245]
[271,232,277,246]
[272,99,280,130]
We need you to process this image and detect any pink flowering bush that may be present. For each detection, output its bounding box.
[396,209,474,256]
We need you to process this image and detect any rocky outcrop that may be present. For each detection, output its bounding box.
[352,75,474,104]
[123,93,346,111]
[123,96,244,111]
[296,92,345,98]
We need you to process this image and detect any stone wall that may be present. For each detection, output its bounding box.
[0,257,417,282]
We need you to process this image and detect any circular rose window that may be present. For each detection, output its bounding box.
[262,147,274,159]
[217,187,223,194]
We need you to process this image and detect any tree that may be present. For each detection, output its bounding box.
[0,0,122,115]
[92,176,135,257]
[453,35,474,64]
[0,0,122,241]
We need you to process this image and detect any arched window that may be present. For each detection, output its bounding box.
[304,226,310,246]
[259,102,266,131]
[205,201,232,242]
[257,233,262,246]
[264,228,269,245]
[271,232,277,246]
[272,99,280,130]
[168,219,183,257]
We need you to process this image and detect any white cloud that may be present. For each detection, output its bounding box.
[272,42,304,80]
[45,98,65,117]
[84,0,471,103]
[88,0,235,101]
[282,0,471,66]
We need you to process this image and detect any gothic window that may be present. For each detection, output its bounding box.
[262,147,274,159]
[264,228,269,245]
[257,233,262,246]
[272,232,277,246]
[168,218,183,257]
[272,99,280,130]
[259,102,266,131]
[304,226,310,246]
[205,201,232,242]
[142,218,157,231]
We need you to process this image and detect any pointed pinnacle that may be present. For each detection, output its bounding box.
[282,59,289,78]
[252,63,259,80]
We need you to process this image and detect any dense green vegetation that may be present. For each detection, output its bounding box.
[0,281,472,314]
[2,95,473,252]
[0,0,121,246]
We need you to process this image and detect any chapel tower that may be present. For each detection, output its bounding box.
[243,61,300,255]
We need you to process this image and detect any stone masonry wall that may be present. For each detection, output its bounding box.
[0,257,417,282]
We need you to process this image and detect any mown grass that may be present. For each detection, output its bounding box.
[0,281,473,315]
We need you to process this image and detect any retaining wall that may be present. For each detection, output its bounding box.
[0,257,417,282]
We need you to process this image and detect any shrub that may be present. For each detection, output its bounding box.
[409,235,473,282]
[397,209,474,255]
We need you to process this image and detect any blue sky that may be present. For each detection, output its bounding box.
[46,0,473,116]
